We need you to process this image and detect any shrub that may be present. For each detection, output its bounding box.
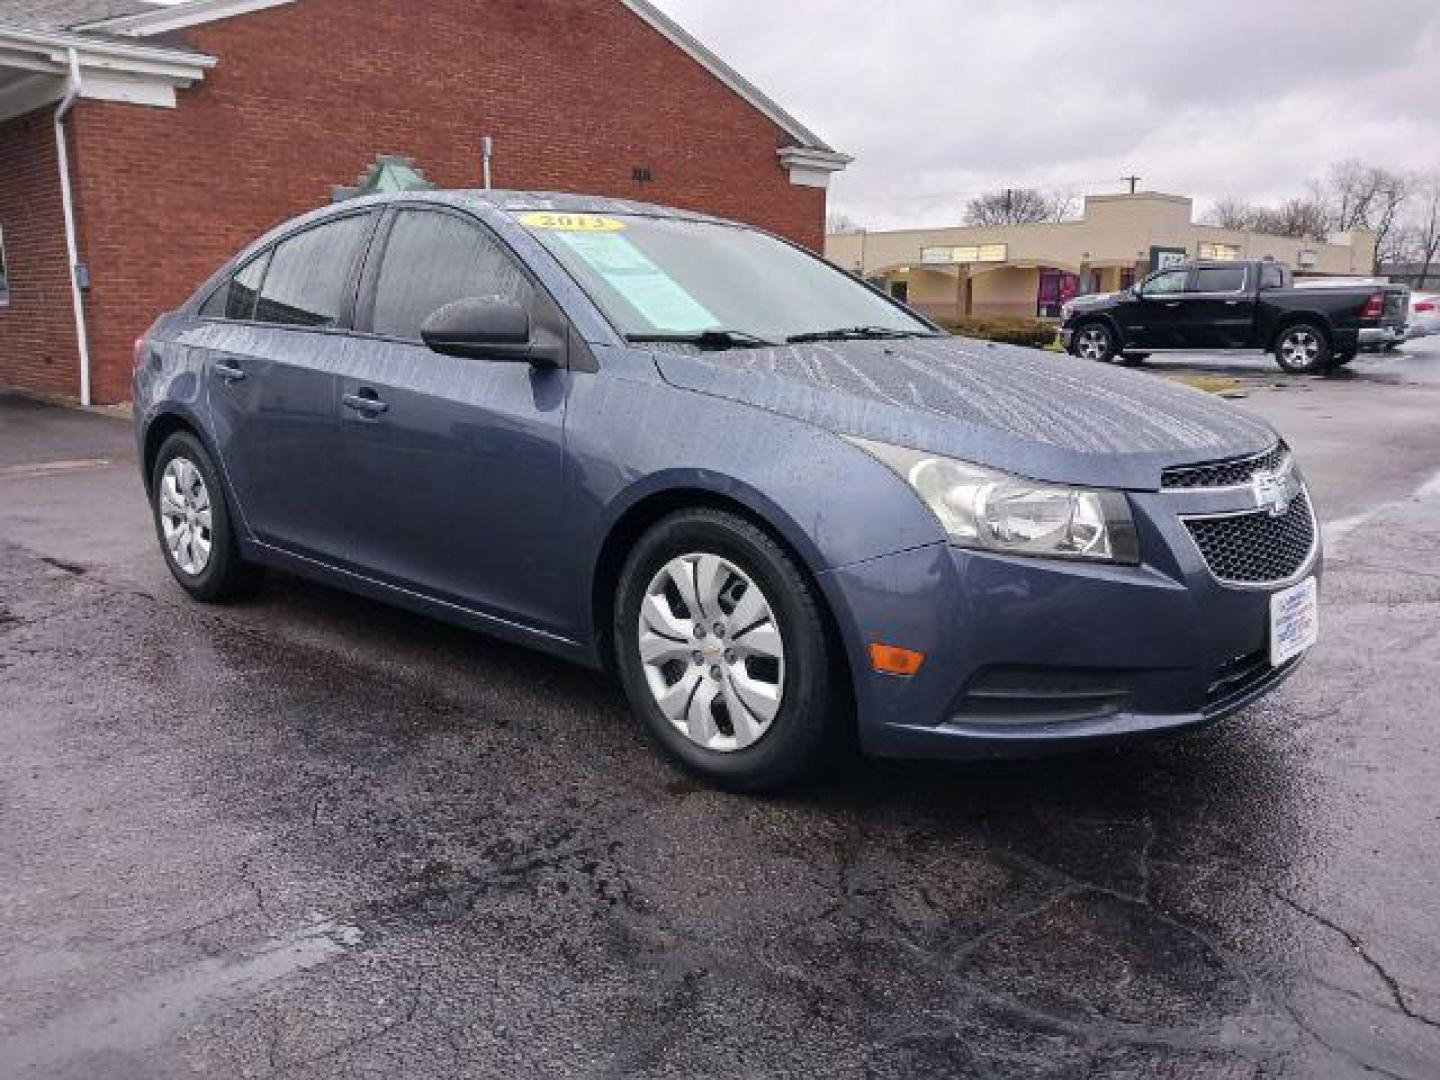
[935,316,1057,349]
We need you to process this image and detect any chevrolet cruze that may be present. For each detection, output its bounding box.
[134,192,1321,790]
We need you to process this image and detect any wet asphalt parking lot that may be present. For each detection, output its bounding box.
[2,339,1439,1078]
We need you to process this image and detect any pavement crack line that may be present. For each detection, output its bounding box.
[1267,889,1440,1033]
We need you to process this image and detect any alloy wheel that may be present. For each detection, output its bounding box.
[637,553,785,752]
[158,456,213,576]
[1279,329,1320,369]
[1076,326,1110,360]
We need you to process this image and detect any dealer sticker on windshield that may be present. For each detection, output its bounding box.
[518,212,626,232]
[1269,576,1318,667]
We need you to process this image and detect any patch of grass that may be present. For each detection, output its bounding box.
[1167,373,1247,395]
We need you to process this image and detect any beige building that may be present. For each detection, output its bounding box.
[826,192,1377,323]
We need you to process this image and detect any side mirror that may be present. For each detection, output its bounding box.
[420,296,562,365]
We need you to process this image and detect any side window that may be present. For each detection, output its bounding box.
[1193,266,1247,293]
[370,210,533,341]
[255,214,372,328]
[200,251,271,320]
[1141,269,1188,296]
[1260,263,1285,290]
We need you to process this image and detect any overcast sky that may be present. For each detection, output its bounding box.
[652,0,1440,229]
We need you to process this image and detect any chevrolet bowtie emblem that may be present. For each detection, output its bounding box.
[1252,462,1298,517]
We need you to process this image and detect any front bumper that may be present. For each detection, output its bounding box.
[818,489,1320,761]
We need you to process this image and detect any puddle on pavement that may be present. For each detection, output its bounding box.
[0,918,363,1072]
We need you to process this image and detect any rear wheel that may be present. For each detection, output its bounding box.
[614,508,841,791]
[1273,323,1331,374]
[1072,322,1116,363]
[151,432,264,602]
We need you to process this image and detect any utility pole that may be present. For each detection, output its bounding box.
[1122,174,1141,195]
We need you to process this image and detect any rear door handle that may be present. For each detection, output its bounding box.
[1164,301,1182,308]
[1224,300,1241,306]
[214,362,246,383]
[342,390,389,416]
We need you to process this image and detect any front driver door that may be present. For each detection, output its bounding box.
[1127,267,1193,348]
[331,206,574,634]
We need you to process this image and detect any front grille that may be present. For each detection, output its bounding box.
[1162,442,1287,489]
[1184,489,1316,585]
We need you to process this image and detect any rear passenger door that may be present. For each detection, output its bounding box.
[199,211,376,560]
[1179,265,1252,349]
[331,205,574,632]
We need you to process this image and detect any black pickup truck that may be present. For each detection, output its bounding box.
[1059,260,1409,374]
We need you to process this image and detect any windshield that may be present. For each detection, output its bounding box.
[514,212,936,345]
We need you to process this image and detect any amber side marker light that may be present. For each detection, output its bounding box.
[868,643,925,676]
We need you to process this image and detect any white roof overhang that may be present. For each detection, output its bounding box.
[0,24,214,121]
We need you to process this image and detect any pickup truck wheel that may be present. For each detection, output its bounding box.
[1274,323,1331,374]
[1073,323,1116,363]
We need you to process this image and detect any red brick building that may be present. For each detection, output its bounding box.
[0,0,848,405]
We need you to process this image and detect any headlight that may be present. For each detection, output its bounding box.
[849,437,1139,564]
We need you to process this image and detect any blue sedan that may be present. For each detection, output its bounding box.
[133,191,1321,790]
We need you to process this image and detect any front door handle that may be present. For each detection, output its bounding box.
[214,362,246,383]
[1164,301,1182,308]
[342,390,389,416]
[1224,300,1241,306]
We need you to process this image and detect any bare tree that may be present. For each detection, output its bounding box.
[1204,196,1256,230]
[826,210,864,235]
[1316,159,1410,268]
[1252,197,1329,239]
[1205,195,1326,239]
[1403,173,1440,286]
[963,188,1072,226]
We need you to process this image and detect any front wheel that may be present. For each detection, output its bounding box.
[1273,323,1331,374]
[1072,322,1116,363]
[614,508,842,791]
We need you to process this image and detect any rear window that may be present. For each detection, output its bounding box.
[1260,263,1286,290]
[1194,266,1247,292]
[254,214,373,329]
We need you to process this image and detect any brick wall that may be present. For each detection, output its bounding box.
[0,110,83,400]
[41,0,829,404]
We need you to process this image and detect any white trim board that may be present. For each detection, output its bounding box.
[78,0,297,35]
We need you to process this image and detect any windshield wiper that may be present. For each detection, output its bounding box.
[626,329,776,350]
[785,326,935,344]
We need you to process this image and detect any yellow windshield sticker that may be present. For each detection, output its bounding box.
[519,212,626,233]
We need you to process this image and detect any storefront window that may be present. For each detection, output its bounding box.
[1199,241,1242,261]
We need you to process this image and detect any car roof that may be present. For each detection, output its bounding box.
[321,189,734,226]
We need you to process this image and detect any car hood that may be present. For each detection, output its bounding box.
[652,336,1276,490]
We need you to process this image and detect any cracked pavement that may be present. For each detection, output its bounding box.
[1,340,1439,1078]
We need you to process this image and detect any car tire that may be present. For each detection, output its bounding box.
[1071,322,1116,363]
[151,431,264,602]
[614,508,842,792]
[1273,323,1331,375]
[1118,351,1149,366]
